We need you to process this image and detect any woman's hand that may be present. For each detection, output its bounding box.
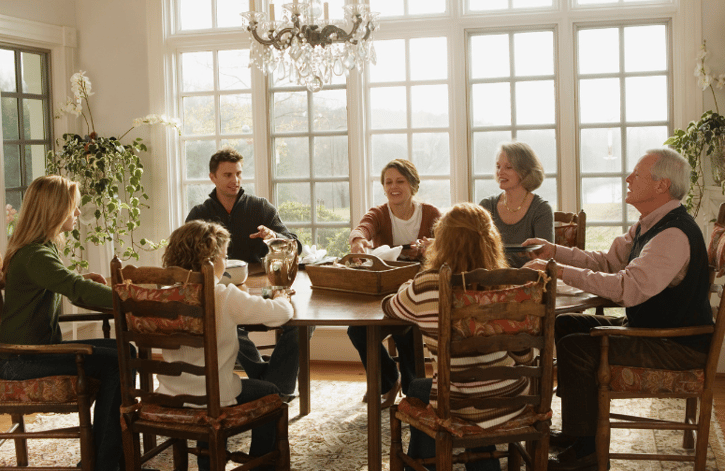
[350,237,373,254]
[414,237,434,256]
[83,272,107,285]
[250,225,277,240]
[522,238,556,260]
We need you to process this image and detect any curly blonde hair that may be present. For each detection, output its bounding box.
[163,220,230,271]
[424,202,508,273]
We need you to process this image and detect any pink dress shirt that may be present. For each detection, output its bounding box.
[556,200,690,307]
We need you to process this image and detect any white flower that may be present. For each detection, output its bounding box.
[716,74,725,90]
[55,96,82,117]
[697,42,709,61]
[70,70,93,102]
[132,113,181,134]
[698,73,713,91]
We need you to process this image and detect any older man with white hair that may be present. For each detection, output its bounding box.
[523,148,714,470]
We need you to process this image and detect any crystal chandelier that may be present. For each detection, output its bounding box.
[241,0,379,92]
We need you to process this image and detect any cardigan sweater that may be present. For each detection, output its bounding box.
[348,202,441,260]
[156,282,293,406]
[382,269,533,429]
[186,188,301,263]
[0,242,112,349]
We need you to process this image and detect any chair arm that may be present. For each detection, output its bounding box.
[590,325,714,338]
[0,343,94,356]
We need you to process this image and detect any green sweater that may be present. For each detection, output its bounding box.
[0,242,112,347]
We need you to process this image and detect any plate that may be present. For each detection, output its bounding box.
[504,244,543,253]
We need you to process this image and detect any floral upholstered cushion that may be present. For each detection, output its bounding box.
[609,365,704,394]
[555,223,578,248]
[0,376,100,404]
[451,281,544,340]
[396,397,552,438]
[136,393,282,428]
[114,283,204,334]
[707,222,725,277]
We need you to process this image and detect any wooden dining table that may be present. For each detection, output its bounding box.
[243,264,615,471]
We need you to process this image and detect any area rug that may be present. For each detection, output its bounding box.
[1,380,724,470]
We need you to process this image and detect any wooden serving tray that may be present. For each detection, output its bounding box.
[305,253,420,295]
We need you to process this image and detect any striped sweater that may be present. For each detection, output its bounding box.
[382,268,535,429]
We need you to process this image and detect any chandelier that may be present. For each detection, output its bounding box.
[241,0,379,92]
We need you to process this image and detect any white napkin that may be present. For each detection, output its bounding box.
[368,245,402,262]
[300,244,328,264]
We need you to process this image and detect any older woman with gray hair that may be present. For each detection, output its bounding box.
[479,141,554,267]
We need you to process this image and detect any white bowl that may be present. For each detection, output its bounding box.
[221,259,248,285]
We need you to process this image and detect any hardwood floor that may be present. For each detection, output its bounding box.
[3,361,725,447]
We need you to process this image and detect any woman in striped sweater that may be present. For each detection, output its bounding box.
[382,202,512,471]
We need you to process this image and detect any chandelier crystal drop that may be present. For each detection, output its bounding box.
[241,0,379,92]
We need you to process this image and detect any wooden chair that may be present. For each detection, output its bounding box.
[390,260,558,471]
[110,256,290,471]
[554,210,586,250]
[0,277,97,471]
[591,204,725,471]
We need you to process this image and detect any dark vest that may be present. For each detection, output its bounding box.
[626,205,713,352]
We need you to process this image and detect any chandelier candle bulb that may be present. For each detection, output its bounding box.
[250,0,255,12]
[269,3,275,21]
[324,2,329,20]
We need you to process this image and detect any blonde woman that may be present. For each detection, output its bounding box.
[0,175,128,470]
[479,141,553,268]
[383,202,512,471]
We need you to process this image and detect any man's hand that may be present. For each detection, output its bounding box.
[523,259,564,279]
[522,238,557,260]
[83,272,107,285]
[250,225,277,240]
[350,237,373,254]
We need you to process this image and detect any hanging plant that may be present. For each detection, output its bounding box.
[46,70,180,271]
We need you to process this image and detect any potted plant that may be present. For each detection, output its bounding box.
[665,41,725,217]
[46,71,180,270]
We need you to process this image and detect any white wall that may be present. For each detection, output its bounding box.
[0,1,76,26]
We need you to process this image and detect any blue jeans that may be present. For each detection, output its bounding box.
[0,338,133,471]
[197,378,281,471]
[347,325,417,395]
[236,325,313,396]
[406,378,501,471]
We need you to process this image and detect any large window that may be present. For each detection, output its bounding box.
[165,0,694,255]
[0,45,52,236]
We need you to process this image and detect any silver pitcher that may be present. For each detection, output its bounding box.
[263,238,299,288]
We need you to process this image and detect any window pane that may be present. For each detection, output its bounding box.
[370,87,407,129]
[25,145,45,182]
[185,140,217,179]
[274,92,309,132]
[0,49,16,92]
[186,183,215,214]
[624,25,667,72]
[412,133,449,175]
[313,90,347,131]
[517,129,557,173]
[181,52,214,92]
[417,180,451,209]
[183,96,215,135]
[21,52,42,94]
[23,98,45,140]
[514,0,553,6]
[514,31,554,76]
[409,0,446,15]
[469,0,511,11]
[470,35,509,79]
[582,177,623,221]
[625,76,667,122]
[538,178,557,209]
[369,0,404,17]
[580,128,622,173]
[586,226,622,252]
[220,94,253,134]
[515,80,555,125]
[317,228,350,257]
[473,131,512,175]
[314,136,349,177]
[2,97,19,140]
[475,178,502,204]
[3,144,21,187]
[180,0,212,30]
[221,138,256,176]
[578,29,619,74]
[472,83,511,126]
[218,50,251,90]
[276,183,312,221]
[315,182,350,223]
[371,134,407,172]
[275,137,310,178]
[369,40,405,83]
[411,84,449,128]
[626,126,668,172]
[217,0,245,28]
[579,78,620,123]
[410,37,447,81]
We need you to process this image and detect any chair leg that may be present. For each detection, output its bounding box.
[435,431,453,471]
[389,406,404,471]
[683,396,698,449]
[276,406,290,471]
[172,438,189,471]
[596,388,611,471]
[10,414,28,467]
[694,391,713,471]
[507,442,521,470]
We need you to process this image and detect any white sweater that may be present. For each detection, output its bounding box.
[156,283,293,406]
